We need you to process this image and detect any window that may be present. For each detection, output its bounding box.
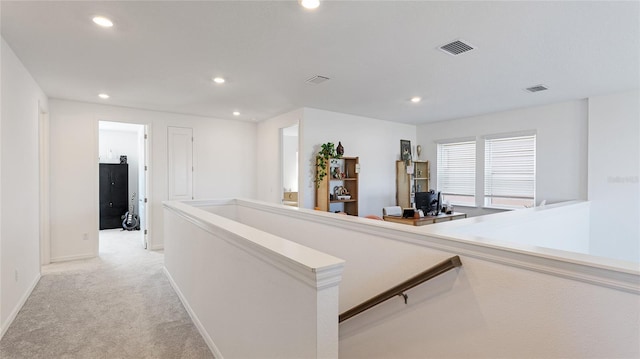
[484,134,536,208]
[437,140,476,206]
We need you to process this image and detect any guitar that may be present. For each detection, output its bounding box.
[122,192,140,231]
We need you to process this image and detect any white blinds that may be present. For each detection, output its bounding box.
[437,140,476,196]
[484,135,536,199]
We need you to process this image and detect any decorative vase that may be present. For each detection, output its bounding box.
[336,141,344,156]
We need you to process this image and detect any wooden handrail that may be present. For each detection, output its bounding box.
[339,255,462,323]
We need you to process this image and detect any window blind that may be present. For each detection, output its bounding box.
[484,135,536,201]
[437,140,476,198]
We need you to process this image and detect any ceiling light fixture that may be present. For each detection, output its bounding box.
[300,0,320,10]
[92,16,113,28]
[98,93,110,99]
[213,77,226,84]
[233,111,240,116]
[410,97,422,103]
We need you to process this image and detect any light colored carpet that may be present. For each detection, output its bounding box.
[0,229,214,359]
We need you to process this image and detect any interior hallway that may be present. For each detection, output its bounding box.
[0,230,214,358]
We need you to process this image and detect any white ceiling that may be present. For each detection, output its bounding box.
[2,1,638,124]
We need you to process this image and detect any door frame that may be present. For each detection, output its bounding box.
[39,104,50,265]
[280,123,299,206]
[97,120,152,251]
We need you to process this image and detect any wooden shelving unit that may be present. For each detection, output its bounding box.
[396,160,430,209]
[316,156,359,216]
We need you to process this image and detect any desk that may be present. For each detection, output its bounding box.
[383,212,467,226]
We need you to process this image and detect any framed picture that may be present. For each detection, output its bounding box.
[400,139,412,162]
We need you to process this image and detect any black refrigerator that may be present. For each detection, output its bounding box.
[99,163,128,230]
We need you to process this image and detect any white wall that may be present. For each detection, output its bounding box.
[256,109,302,204]
[588,90,640,263]
[205,199,639,358]
[417,100,588,216]
[164,201,344,358]
[99,129,140,214]
[48,99,257,258]
[445,201,591,255]
[301,108,417,217]
[0,38,48,337]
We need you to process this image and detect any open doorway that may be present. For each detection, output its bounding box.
[281,124,299,206]
[98,121,148,254]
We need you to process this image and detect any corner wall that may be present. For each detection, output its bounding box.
[301,108,417,217]
[0,38,48,337]
[256,109,302,205]
[48,99,257,258]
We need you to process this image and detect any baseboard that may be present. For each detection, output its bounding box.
[0,273,41,340]
[150,244,164,251]
[50,253,95,263]
[163,267,224,359]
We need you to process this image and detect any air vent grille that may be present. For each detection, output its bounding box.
[526,85,549,93]
[440,40,475,56]
[305,75,330,85]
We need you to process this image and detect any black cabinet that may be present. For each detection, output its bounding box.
[99,164,128,230]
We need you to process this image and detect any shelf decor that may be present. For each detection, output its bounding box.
[396,160,430,209]
[401,139,412,166]
[315,142,340,187]
[316,156,359,216]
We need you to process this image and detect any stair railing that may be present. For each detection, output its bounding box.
[339,255,462,323]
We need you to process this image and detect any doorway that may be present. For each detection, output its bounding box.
[98,121,148,252]
[281,124,299,206]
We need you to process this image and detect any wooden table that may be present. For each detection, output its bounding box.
[383,212,467,226]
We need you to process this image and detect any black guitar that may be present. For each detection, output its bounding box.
[122,192,140,231]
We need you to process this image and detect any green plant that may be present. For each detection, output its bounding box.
[315,142,340,186]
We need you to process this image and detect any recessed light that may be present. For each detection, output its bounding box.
[410,97,422,103]
[300,0,320,9]
[92,16,113,28]
[98,93,110,99]
[213,77,225,84]
[233,111,240,116]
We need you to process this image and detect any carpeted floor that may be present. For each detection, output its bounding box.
[0,229,214,359]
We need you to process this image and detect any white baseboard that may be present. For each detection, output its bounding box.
[150,244,164,251]
[163,267,224,359]
[0,273,41,340]
[50,253,95,263]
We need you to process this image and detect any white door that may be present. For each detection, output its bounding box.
[138,126,149,249]
[168,127,193,200]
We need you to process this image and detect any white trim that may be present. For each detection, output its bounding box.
[163,201,345,289]
[96,119,153,251]
[483,204,518,211]
[434,135,477,144]
[163,267,224,359]
[199,198,639,294]
[0,273,41,340]
[482,129,537,140]
[39,107,51,265]
[50,253,95,263]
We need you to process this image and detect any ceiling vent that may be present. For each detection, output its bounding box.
[439,39,475,56]
[526,84,549,93]
[305,75,330,85]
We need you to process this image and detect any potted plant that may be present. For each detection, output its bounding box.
[315,142,341,187]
